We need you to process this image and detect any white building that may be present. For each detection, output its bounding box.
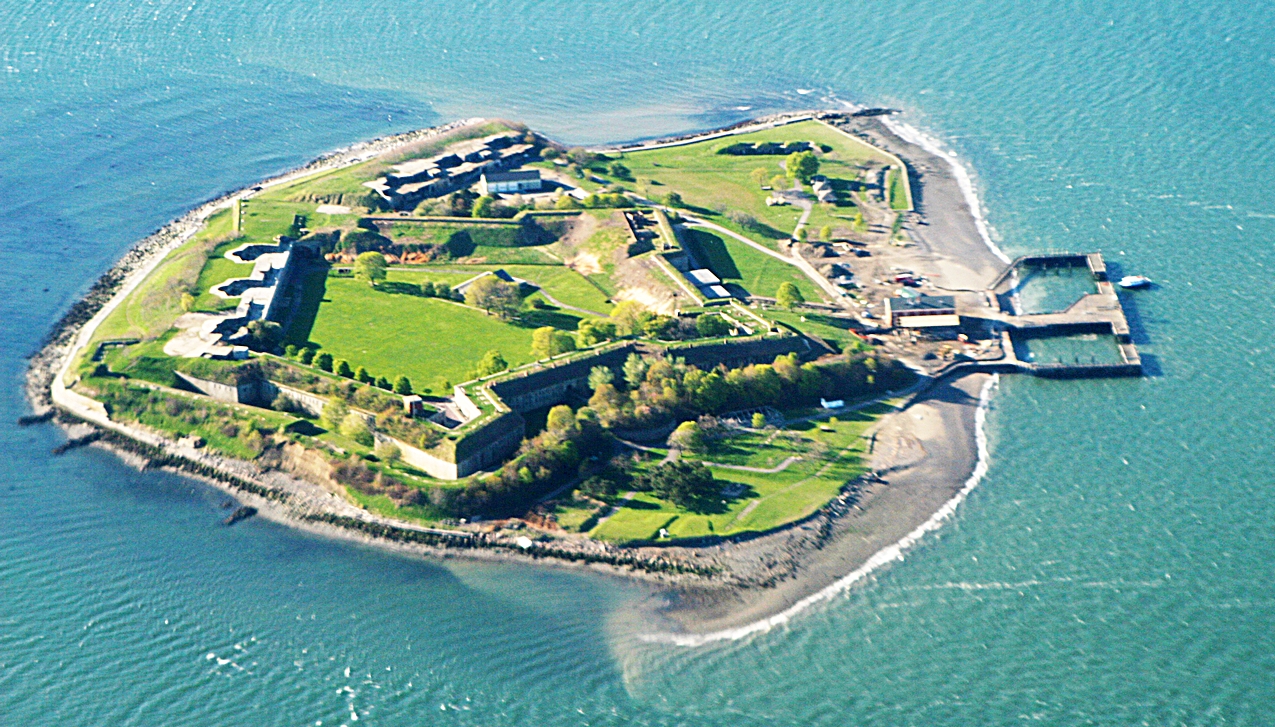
[478,169,542,195]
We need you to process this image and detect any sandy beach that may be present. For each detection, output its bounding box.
[642,115,1011,637]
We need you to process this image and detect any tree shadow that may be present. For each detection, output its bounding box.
[517,308,583,330]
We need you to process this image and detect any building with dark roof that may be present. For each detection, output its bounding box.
[478,169,542,195]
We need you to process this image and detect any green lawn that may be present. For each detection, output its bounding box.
[295,276,578,392]
[590,409,885,543]
[620,120,898,247]
[681,227,823,302]
[391,264,612,315]
[767,310,869,354]
[92,208,236,343]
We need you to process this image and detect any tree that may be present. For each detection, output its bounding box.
[246,320,282,350]
[663,191,684,207]
[819,224,832,241]
[473,349,509,378]
[608,161,632,180]
[555,194,582,210]
[393,376,413,395]
[641,460,719,512]
[531,327,576,358]
[787,150,819,183]
[750,167,769,187]
[420,281,436,297]
[577,317,617,346]
[315,351,333,371]
[668,421,704,453]
[284,344,298,358]
[355,366,373,383]
[375,376,392,390]
[696,314,731,338]
[336,359,353,378]
[751,412,767,429]
[546,404,578,435]
[472,195,496,218]
[587,365,614,391]
[465,275,521,320]
[339,412,374,446]
[622,352,649,389]
[610,300,648,336]
[794,227,808,242]
[299,347,316,365]
[353,251,387,286]
[776,281,804,309]
[320,398,348,430]
[770,174,789,191]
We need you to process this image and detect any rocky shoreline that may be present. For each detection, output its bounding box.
[25,110,1002,637]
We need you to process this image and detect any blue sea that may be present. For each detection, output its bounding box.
[3,1,1274,723]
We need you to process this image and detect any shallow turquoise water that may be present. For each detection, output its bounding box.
[3,1,1275,723]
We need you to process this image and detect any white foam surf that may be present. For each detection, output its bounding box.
[646,374,999,647]
[877,114,1012,264]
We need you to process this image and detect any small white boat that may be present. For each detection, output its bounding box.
[1118,275,1152,289]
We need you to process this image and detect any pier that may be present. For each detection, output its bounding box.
[958,253,1142,378]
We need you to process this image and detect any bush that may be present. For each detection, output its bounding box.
[320,398,348,430]
[339,412,374,446]
[695,314,731,338]
[299,347,316,364]
[374,440,401,465]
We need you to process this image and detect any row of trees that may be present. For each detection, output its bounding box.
[280,344,414,395]
[587,350,909,430]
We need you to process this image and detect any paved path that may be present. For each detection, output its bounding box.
[591,490,638,527]
[701,455,801,474]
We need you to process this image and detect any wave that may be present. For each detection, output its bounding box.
[876,115,1012,265]
[648,374,999,647]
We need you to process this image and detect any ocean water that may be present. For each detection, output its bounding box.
[3,0,1274,723]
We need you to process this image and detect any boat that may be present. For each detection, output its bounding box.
[1118,275,1152,289]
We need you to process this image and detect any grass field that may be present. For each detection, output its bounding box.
[391,264,612,314]
[92,209,238,344]
[590,408,885,543]
[294,276,581,391]
[767,310,869,354]
[620,120,899,248]
[681,227,823,302]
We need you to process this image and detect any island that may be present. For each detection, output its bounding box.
[26,111,1142,637]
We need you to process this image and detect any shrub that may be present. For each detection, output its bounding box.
[320,398,348,430]
[284,344,298,358]
[696,314,731,338]
[374,440,401,465]
[339,412,374,446]
[299,347,315,364]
